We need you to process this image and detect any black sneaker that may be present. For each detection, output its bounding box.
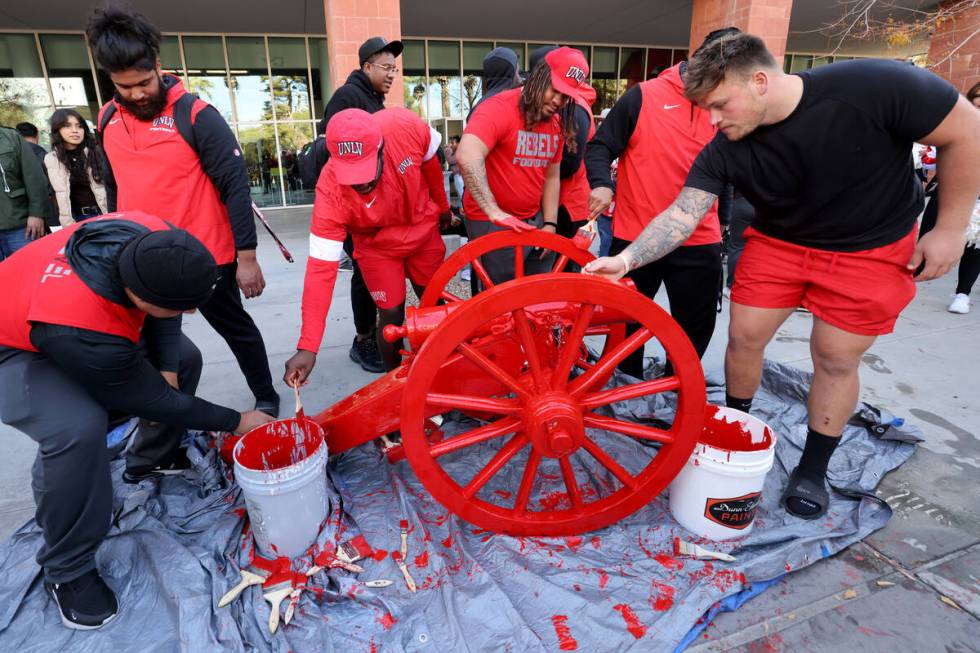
[255,393,281,418]
[123,448,192,484]
[45,569,118,630]
[349,336,385,373]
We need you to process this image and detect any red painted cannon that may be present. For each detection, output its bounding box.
[313,230,706,536]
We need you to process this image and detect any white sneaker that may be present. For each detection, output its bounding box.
[948,293,970,314]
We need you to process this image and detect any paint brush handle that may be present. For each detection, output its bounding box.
[293,385,307,439]
[252,201,294,263]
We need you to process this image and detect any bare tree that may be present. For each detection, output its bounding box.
[808,0,978,69]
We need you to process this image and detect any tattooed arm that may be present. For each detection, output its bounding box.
[456,133,508,222]
[584,186,717,280]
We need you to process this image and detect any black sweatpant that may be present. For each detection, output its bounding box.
[610,237,722,377]
[343,235,378,336]
[0,336,202,583]
[198,261,275,400]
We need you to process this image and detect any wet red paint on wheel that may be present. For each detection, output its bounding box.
[400,274,705,536]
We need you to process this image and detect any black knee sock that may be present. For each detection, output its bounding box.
[725,394,753,413]
[786,428,840,516]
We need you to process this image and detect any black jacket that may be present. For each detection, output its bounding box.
[318,70,386,134]
[27,218,239,432]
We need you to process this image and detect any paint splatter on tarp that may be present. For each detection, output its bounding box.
[0,360,918,652]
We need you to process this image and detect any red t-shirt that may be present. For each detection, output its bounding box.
[463,88,564,221]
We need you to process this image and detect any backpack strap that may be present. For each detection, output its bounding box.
[172,92,200,154]
[96,102,117,144]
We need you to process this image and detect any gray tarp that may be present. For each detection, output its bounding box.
[0,360,919,652]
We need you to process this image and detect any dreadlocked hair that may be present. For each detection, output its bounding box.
[520,64,579,155]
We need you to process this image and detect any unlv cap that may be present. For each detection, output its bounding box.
[326,108,384,185]
[544,47,590,100]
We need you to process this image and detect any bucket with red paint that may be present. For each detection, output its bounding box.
[233,417,329,558]
[668,405,776,540]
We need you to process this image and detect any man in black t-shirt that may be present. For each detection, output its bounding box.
[586,32,980,520]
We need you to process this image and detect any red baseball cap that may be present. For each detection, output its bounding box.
[326,108,383,185]
[544,47,590,100]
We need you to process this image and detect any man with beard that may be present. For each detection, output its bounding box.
[456,47,589,284]
[86,6,281,421]
[585,32,980,521]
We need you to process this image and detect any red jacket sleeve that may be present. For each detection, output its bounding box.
[421,156,450,213]
[297,179,348,353]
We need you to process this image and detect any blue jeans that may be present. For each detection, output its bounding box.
[0,226,31,261]
[598,215,613,257]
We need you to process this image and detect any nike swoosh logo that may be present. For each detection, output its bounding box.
[663,104,680,110]
[365,197,377,208]
[108,119,121,124]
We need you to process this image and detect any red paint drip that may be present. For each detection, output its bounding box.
[415,551,429,568]
[442,534,453,548]
[598,570,609,589]
[650,580,675,611]
[654,553,683,571]
[551,615,578,651]
[613,604,647,639]
[371,548,388,562]
[564,536,583,552]
[700,405,773,452]
[378,612,397,630]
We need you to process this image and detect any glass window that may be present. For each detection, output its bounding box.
[0,33,53,143]
[183,36,233,122]
[237,123,281,208]
[783,54,793,74]
[269,37,311,122]
[160,36,182,75]
[427,40,462,119]
[620,47,644,90]
[496,42,524,71]
[527,43,556,71]
[403,39,426,119]
[462,41,492,115]
[646,48,671,79]
[278,121,315,205]
[811,56,832,68]
[790,54,812,73]
[671,49,688,64]
[40,34,100,123]
[592,46,618,112]
[227,36,271,124]
[309,38,329,123]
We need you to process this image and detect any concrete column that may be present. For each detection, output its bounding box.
[926,0,979,94]
[689,0,793,61]
[323,0,404,107]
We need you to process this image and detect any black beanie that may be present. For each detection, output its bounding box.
[117,230,218,310]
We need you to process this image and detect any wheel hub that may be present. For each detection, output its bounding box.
[524,392,585,458]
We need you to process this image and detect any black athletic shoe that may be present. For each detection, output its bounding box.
[255,393,281,418]
[123,448,192,484]
[45,569,118,630]
[349,336,385,373]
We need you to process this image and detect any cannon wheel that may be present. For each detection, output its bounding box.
[400,274,705,536]
[419,229,595,307]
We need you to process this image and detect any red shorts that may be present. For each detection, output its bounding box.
[731,228,917,335]
[354,223,445,309]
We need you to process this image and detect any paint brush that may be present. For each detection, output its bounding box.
[674,537,736,562]
[218,565,269,607]
[261,568,296,634]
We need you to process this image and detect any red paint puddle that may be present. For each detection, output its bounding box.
[378,612,397,630]
[613,604,647,639]
[700,405,772,452]
[232,507,246,519]
[415,551,429,568]
[551,615,578,651]
[234,417,322,470]
[371,548,388,562]
[650,580,675,611]
[564,536,583,552]
[598,570,609,589]
[442,534,453,548]
[654,553,683,571]
[590,536,601,550]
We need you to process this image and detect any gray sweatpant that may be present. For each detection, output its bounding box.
[0,336,202,583]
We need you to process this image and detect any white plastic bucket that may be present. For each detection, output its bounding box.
[233,417,330,558]
[669,405,777,541]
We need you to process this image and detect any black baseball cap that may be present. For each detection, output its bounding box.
[359,37,403,66]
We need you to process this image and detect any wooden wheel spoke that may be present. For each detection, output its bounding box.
[426,392,522,415]
[580,376,680,410]
[581,437,638,489]
[514,246,524,278]
[583,413,674,444]
[462,433,528,498]
[471,258,494,289]
[429,417,521,458]
[511,308,549,392]
[458,342,532,401]
[550,304,595,389]
[559,456,583,510]
[513,449,542,515]
[569,327,652,397]
[441,289,464,303]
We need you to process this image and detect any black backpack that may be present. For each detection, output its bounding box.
[298,135,328,190]
[97,93,200,153]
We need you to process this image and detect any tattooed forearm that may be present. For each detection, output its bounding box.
[459,155,505,219]
[622,187,717,269]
